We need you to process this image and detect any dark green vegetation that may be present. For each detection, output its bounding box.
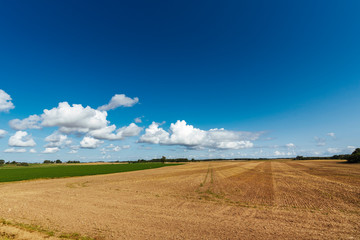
[346,148,360,163]
[0,163,177,183]
[295,147,360,163]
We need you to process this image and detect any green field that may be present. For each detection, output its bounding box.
[0,163,177,183]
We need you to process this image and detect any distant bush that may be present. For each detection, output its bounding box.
[17,162,29,166]
[67,160,80,164]
[55,159,62,164]
[346,148,360,163]
[43,160,54,164]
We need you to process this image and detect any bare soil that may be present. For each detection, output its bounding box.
[0,160,359,239]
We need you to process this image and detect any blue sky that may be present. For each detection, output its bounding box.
[0,0,359,162]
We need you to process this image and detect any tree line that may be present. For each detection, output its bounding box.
[295,148,360,163]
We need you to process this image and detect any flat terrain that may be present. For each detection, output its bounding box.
[0,160,359,239]
[0,163,174,182]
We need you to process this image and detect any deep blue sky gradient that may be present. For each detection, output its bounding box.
[0,0,359,161]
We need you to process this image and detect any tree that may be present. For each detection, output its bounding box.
[347,148,360,163]
[161,156,166,164]
[0,159,4,166]
[55,159,62,164]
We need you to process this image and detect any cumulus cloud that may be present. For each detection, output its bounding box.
[42,147,59,154]
[8,131,36,147]
[12,101,140,144]
[4,148,26,153]
[88,123,142,140]
[68,149,78,154]
[0,129,7,138]
[139,120,259,150]
[0,89,15,112]
[44,132,72,148]
[9,115,42,130]
[286,143,295,148]
[80,136,103,149]
[42,102,108,133]
[98,94,139,111]
[139,122,170,144]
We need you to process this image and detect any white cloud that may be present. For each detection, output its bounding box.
[9,114,42,130]
[42,147,59,154]
[88,123,142,140]
[8,131,36,147]
[327,132,336,139]
[29,149,37,153]
[98,94,139,111]
[4,148,26,153]
[112,146,121,152]
[102,155,111,159]
[327,148,341,154]
[274,150,293,156]
[139,122,171,144]
[104,144,131,152]
[0,129,7,138]
[347,146,356,150]
[286,143,295,148]
[13,101,139,141]
[134,117,143,123]
[42,102,109,133]
[9,98,141,143]
[44,132,72,148]
[139,120,259,150]
[80,136,103,149]
[68,149,78,154]
[0,89,15,113]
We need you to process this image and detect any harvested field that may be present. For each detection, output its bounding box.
[0,160,359,239]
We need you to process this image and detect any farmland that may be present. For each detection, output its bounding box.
[0,160,359,239]
[0,163,175,183]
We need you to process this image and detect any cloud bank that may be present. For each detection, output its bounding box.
[139,120,260,150]
[8,97,142,148]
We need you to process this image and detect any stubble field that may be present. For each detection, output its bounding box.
[0,160,359,239]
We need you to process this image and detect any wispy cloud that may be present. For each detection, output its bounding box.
[98,94,139,111]
[4,148,26,153]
